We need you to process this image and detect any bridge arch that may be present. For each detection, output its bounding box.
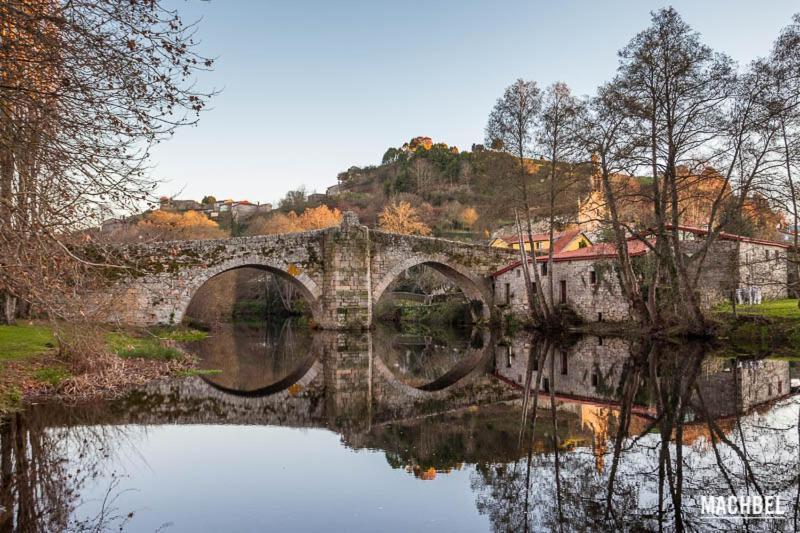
[371,255,493,321]
[175,257,323,326]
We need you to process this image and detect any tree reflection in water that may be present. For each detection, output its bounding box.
[0,405,149,532]
[473,335,800,532]
[0,324,797,532]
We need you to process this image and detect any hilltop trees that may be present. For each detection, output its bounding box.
[0,0,214,323]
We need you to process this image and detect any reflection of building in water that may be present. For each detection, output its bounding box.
[495,335,633,405]
[693,358,791,417]
[494,335,794,460]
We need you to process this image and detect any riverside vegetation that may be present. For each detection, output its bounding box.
[0,323,207,413]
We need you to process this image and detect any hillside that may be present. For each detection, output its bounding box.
[264,137,594,242]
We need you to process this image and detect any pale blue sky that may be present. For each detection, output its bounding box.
[152,0,799,205]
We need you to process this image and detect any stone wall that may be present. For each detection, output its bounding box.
[495,335,633,402]
[493,258,633,323]
[737,241,789,301]
[494,239,790,324]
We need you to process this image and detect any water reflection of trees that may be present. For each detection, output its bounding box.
[472,337,800,532]
[189,320,316,392]
[0,406,142,532]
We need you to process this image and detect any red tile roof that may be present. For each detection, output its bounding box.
[491,224,788,278]
[490,239,650,278]
[661,224,789,249]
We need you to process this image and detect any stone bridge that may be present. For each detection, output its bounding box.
[98,212,518,329]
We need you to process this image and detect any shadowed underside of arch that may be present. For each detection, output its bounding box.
[177,259,323,326]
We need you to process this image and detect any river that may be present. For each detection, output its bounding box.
[2,321,799,532]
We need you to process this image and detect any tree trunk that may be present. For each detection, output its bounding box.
[0,292,16,326]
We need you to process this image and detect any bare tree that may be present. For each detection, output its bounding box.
[0,0,215,324]
[486,80,553,323]
[766,14,800,301]
[536,82,582,306]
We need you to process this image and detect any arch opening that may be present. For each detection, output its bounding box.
[186,320,323,398]
[183,263,322,328]
[373,259,490,327]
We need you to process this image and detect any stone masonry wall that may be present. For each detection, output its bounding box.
[738,241,789,301]
[493,258,633,323]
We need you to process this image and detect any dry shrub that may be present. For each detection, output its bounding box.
[54,322,110,375]
[43,322,195,401]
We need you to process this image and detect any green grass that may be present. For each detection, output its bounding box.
[107,332,182,361]
[0,324,55,361]
[715,298,800,319]
[0,386,22,412]
[33,366,71,387]
[175,368,222,377]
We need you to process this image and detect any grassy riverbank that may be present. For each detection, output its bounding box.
[0,322,207,413]
[712,300,800,358]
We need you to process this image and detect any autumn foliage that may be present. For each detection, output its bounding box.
[378,202,432,235]
[459,207,479,227]
[247,206,342,235]
[112,210,226,241]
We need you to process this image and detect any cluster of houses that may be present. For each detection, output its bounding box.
[158,197,273,222]
[489,225,791,323]
[100,196,273,234]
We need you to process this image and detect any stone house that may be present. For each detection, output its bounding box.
[670,225,789,303]
[491,226,790,323]
[491,240,649,322]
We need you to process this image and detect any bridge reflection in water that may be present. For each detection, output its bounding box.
[2,323,799,532]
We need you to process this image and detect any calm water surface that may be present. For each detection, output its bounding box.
[4,321,800,532]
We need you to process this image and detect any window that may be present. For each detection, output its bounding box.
[505,283,511,304]
[778,381,783,394]
[561,350,568,375]
[591,373,599,387]
[598,312,603,322]
[590,270,597,284]
[598,336,604,346]
[541,262,548,276]
[531,281,537,295]
[765,250,770,261]
[506,346,513,368]
[768,383,773,396]
[516,269,521,278]
[532,356,538,371]
[542,377,550,393]
[560,280,567,304]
